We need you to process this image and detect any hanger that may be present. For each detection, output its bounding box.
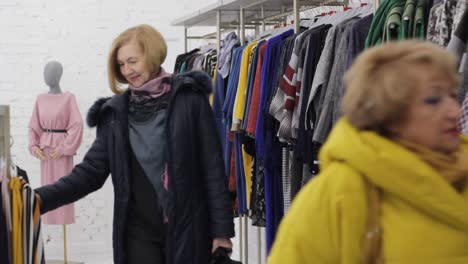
[270,24,294,38]
[0,158,6,180]
[299,7,316,28]
[255,23,293,41]
[315,6,342,26]
[361,2,375,16]
[9,136,17,178]
[197,43,216,54]
[300,7,321,28]
[304,8,313,20]
[336,1,358,21]
[256,26,275,40]
[312,6,328,26]
[256,22,281,40]
[352,0,373,16]
[10,156,17,178]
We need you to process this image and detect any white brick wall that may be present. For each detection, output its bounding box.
[0,0,265,263]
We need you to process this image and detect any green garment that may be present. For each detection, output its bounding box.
[399,0,417,39]
[413,0,427,39]
[180,61,187,73]
[384,5,404,41]
[365,0,406,48]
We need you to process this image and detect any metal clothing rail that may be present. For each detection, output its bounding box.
[0,105,10,179]
[174,0,351,53]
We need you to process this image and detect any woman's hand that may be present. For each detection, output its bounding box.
[35,193,41,207]
[35,148,48,161]
[212,238,233,255]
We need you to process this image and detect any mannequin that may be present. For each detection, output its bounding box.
[28,61,83,264]
[34,61,64,161]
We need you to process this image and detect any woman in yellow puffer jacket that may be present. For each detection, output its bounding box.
[268,41,468,264]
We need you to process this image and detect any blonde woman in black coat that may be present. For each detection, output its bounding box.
[36,24,234,264]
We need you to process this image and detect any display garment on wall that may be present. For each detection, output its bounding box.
[28,91,83,224]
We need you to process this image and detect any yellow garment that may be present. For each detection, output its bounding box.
[396,138,468,187]
[361,138,468,263]
[209,63,217,106]
[268,118,468,264]
[231,41,257,131]
[242,149,253,208]
[10,177,25,264]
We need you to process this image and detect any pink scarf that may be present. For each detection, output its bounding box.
[129,67,172,98]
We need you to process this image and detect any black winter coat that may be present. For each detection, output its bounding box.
[35,71,235,264]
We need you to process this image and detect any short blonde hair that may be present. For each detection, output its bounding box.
[342,41,460,133]
[107,24,167,94]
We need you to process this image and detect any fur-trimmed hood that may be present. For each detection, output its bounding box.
[86,71,213,128]
[86,97,111,128]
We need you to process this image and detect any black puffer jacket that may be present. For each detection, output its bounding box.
[35,71,235,264]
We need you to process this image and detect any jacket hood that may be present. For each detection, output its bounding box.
[171,70,213,94]
[86,97,112,127]
[319,118,468,231]
[86,71,213,128]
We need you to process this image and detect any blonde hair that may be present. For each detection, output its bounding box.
[107,24,167,94]
[342,40,460,133]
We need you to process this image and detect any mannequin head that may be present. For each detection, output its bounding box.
[44,61,63,94]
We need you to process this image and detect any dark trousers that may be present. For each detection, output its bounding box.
[126,225,166,264]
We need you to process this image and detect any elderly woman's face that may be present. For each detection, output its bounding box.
[390,67,460,154]
[117,40,151,88]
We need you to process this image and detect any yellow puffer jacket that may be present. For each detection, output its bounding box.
[268,119,468,264]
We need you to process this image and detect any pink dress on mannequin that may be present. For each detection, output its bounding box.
[28,91,83,224]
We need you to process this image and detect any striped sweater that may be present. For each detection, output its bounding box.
[8,177,45,264]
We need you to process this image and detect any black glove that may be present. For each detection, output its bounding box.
[210,247,242,264]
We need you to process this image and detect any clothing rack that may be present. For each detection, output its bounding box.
[0,105,80,264]
[0,105,11,179]
[172,1,380,263]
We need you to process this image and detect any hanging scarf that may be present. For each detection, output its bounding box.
[129,67,173,116]
[128,67,173,204]
[129,67,172,101]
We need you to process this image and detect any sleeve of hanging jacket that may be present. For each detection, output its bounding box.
[246,42,268,136]
[270,36,300,123]
[232,41,257,131]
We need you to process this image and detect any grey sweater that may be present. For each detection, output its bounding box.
[128,97,169,213]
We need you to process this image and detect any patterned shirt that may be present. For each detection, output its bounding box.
[427,0,461,47]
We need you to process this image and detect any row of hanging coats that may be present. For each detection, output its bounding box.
[1,163,45,264]
[209,0,440,253]
[173,45,218,77]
